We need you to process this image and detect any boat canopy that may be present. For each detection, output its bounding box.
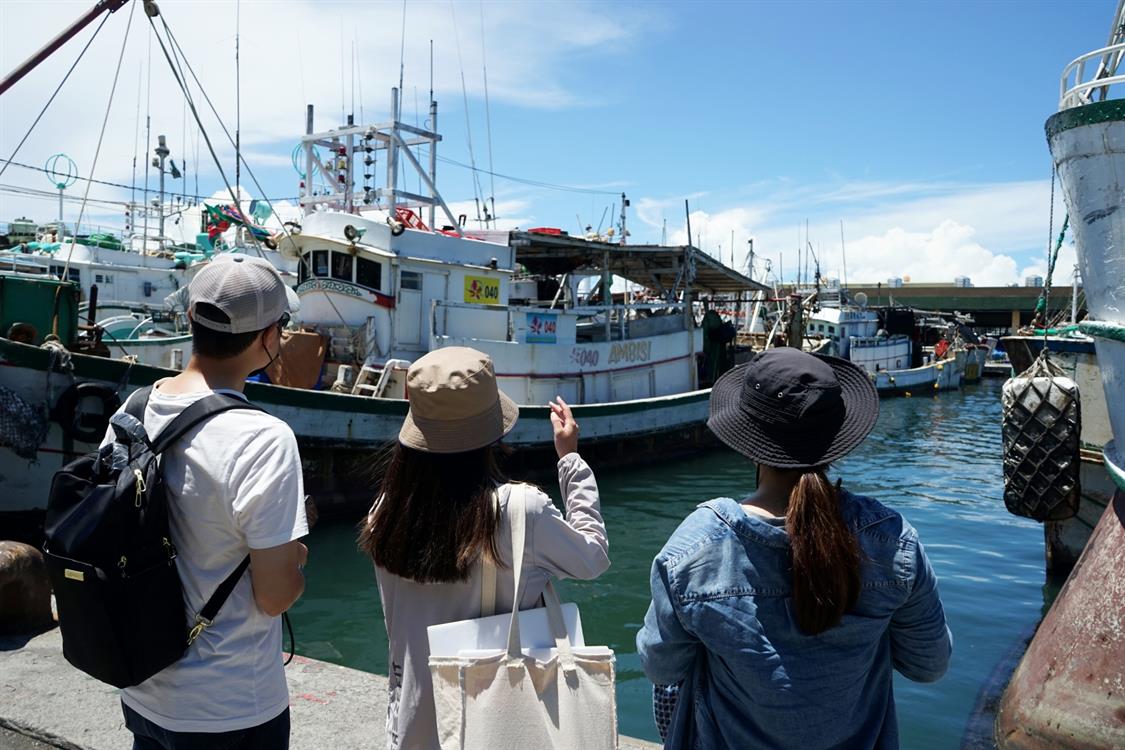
[509,231,769,296]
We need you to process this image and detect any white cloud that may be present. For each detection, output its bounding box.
[844,220,1019,286]
[1,0,658,214]
[633,178,1055,286]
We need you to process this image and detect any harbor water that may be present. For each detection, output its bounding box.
[290,378,1048,748]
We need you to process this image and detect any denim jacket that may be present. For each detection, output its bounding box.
[636,492,951,750]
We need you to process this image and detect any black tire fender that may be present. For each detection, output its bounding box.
[52,382,121,444]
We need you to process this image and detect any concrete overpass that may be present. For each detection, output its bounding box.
[789,282,1084,332]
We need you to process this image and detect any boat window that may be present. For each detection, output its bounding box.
[828,325,836,334]
[356,256,382,290]
[312,250,329,278]
[298,255,309,284]
[50,264,64,279]
[331,252,354,282]
[68,269,80,283]
[400,270,422,291]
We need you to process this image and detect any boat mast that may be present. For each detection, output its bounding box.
[301,89,461,235]
[428,40,437,229]
[235,0,240,202]
[618,193,629,245]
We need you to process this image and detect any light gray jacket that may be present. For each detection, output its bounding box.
[374,452,610,750]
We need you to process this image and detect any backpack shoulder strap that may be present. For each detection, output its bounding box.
[123,386,153,422]
[188,555,251,645]
[151,392,264,455]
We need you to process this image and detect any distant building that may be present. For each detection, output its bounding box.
[953,276,973,288]
[887,277,904,288]
[1025,275,1044,287]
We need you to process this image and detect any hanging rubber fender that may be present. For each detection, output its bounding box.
[264,236,279,250]
[51,382,121,444]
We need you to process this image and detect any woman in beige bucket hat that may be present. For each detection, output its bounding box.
[358,347,612,750]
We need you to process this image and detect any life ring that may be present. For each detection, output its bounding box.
[52,382,121,444]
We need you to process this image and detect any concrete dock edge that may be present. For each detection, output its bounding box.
[0,628,661,749]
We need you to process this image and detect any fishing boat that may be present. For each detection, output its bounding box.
[995,3,1125,746]
[0,198,296,306]
[804,294,963,396]
[0,82,766,517]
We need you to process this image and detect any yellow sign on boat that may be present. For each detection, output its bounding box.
[464,275,500,304]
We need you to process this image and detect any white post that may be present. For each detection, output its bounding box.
[1072,264,1080,325]
[386,88,400,212]
[428,99,438,229]
[602,249,612,342]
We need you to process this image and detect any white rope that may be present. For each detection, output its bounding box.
[62,0,137,279]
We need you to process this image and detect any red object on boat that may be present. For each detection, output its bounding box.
[395,207,429,231]
[529,227,565,236]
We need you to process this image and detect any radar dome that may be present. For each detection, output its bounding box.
[854,292,868,307]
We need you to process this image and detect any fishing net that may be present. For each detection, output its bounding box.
[0,386,49,461]
[1002,350,1081,521]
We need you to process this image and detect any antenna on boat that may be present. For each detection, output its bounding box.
[619,193,629,245]
[235,0,241,201]
[339,16,345,124]
[428,39,437,228]
[398,0,407,96]
[684,199,693,247]
[481,1,497,229]
[840,219,849,292]
[142,31,152,250]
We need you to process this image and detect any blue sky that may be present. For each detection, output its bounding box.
[0,0,1115,285]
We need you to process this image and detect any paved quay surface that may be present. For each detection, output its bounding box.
[0,628,660,749]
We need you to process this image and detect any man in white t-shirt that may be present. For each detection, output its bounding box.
[103,255,309,749]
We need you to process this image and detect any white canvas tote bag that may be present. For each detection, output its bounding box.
[428,484,618,750]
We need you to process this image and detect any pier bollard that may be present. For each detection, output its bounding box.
[0,541,53,636]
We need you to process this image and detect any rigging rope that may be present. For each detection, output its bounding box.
[0,13,112,182]
[157,5,356,332]
[449,0,485,225]
[147,10,264,258]
[62,0,137,279]
[0,161,300,203]
[434,154,621,196]
[480,2,497,227]
[1034,213,1069,323]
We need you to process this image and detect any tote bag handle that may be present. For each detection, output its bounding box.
[480,491,499,617]
[504,484,577,674]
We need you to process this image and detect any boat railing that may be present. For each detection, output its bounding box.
[1059,40,1125,109]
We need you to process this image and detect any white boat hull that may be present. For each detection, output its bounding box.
[871,357,961,395]
[0,338,714,513]
[1048,100,1125,481]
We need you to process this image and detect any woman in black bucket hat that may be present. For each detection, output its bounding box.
[637,348,952,750]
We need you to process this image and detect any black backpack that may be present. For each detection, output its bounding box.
[44,385,261,688]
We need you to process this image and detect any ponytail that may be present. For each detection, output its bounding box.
[785,470,861,635]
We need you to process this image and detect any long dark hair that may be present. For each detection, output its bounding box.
[358,442,507,583]
[786,468,861,635]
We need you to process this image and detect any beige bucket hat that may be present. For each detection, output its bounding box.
[398,347,519,453]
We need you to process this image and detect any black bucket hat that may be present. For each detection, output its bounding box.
[708,348,879,469]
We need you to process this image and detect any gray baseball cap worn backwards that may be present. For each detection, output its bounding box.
[188,254,300,334]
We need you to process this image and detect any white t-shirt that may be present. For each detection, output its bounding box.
[100,381,308,732]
